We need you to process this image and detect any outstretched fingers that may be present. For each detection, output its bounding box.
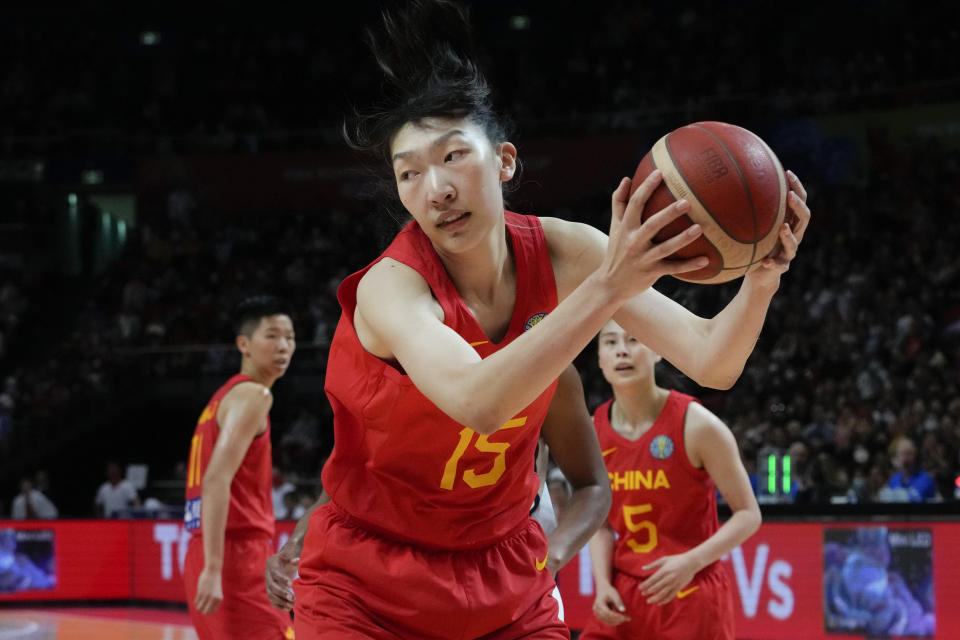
[609,177,631,237]
[619,169,663,232]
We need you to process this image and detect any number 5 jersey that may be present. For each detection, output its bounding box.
[593,391,726,580]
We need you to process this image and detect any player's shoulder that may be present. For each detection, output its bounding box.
[222,379,273,412]
[683,401,736,460]
[540,217,607,297]
[358,258,431,304]
[683,400,725,432]
[540,216,605,253]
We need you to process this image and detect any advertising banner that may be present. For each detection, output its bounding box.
[2,518,959,640]
[557,521,960,639]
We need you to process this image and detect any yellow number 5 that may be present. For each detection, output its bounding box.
[440,418,526,490]
[623,503,658,553]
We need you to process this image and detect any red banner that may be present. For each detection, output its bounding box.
[3,519,959,639]
[557,521,960,640]
[0,520,129,601]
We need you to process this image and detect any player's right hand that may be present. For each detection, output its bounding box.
[265,550,299,611]
[592,582,631,626]
[602,170,708,300]
[195,567,223,615]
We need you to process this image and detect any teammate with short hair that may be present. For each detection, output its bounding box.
[183,295,296,640]
[580,320,761,640]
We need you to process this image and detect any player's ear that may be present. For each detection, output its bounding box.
[497,142,517,182]
[236,334,250,356]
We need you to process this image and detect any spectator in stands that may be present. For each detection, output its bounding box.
[279,490,304,521]
[270,467,296,518]
[94,462,141,517]
[887,436,938,502]
[11,476,57,520]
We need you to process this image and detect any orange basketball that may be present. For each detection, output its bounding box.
[632,121,787,284]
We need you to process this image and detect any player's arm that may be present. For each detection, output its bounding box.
[639,403,761,605]
[194,383,272,615]
[544,171,810,390]
[539,365,611,574]
[265,489,330,611]
[588,522,631,625]
[356,172,705,435]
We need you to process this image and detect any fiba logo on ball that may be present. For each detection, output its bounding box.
[632,121,788,284]
[524,313,547,331]
[697,147,728,183]
[650,435,674,460]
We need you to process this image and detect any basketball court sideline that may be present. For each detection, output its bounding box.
[0,607,196,640]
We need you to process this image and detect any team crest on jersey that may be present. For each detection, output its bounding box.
[650,435,674,460]
[525,313,548,331]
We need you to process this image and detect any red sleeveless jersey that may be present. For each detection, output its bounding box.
[184,374,275,538]
[594,391,722,579]
[320,211,559,550]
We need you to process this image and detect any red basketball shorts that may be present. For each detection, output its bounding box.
[579,565,735,640]
[184,534,294,640]
[293,502,569,639]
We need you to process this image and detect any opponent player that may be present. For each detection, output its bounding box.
[293,1,809,637]
[580,320,761,640]
[183,295,296,640]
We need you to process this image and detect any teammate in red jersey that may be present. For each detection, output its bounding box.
[579,320,762,640]
[183,295,296,640]
[292,0,808,637]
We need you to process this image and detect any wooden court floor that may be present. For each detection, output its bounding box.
[0,607,197,640]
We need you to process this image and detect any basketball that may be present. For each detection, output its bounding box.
[632,121,787,284]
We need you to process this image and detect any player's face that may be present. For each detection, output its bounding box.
[390,117,516,255]
[243,314,296,377]
[597,321,660,386]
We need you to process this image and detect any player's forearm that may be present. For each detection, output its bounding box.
[200,475,231,571]
[686,508,762,573]
[281,491,329,556]
[448,272,622,434]
[588,526,617,588]
[547,484,611,571]
[696,276,778,389]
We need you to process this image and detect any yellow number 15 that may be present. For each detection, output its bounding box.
[440,417,527,490]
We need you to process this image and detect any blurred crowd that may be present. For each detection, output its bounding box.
[3,129,959,515]
[2,2,957,156]
[1,1,959,516]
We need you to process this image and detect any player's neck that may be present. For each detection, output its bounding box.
[610,384,669,439]
[436,219,513,307]
[240,362,278,388]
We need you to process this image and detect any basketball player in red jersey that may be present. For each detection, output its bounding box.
[265,364,611,617]
[579,320,761,640]
[183,295,296,640]
[293,1,809,637]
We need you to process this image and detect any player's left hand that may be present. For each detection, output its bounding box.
[265,548,300,611]
[195,566,224,615]
[639,553,700,606]
[746,169,810,287]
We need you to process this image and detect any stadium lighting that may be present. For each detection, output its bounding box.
[509,15,530,30]
[81,169,104,185]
